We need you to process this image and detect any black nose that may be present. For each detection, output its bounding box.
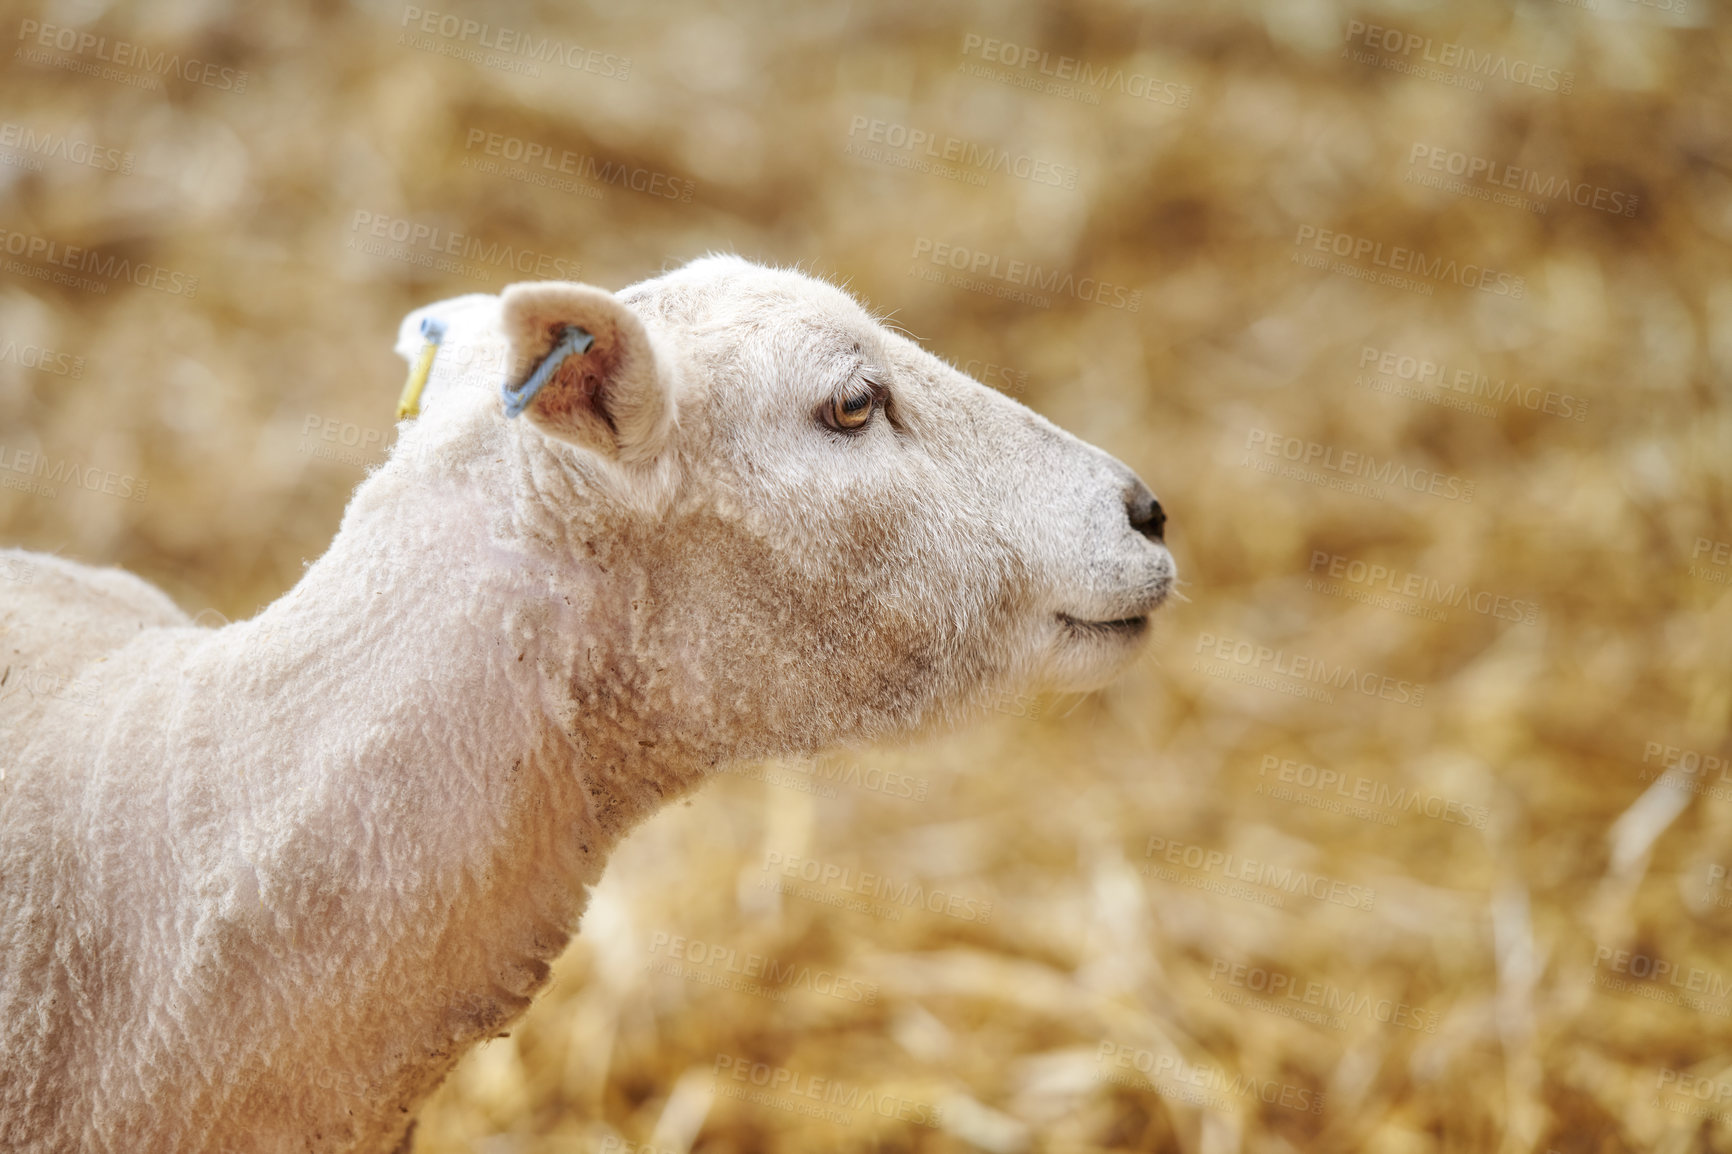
[1126,482,1166,542]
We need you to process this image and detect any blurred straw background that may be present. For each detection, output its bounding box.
[2,0,1729,1150]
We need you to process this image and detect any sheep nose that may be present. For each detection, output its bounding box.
[1125,480,1166,542]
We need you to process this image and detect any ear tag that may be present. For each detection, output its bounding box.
[501,325,595,419]
[395,316,448,421]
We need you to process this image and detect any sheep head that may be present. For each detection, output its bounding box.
[390,256,1174,760]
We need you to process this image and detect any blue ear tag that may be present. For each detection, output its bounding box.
[502,325,596,419]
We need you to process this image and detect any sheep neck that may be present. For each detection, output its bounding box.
[193,436,708,1140]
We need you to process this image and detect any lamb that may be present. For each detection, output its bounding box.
[0,255,1174,1153]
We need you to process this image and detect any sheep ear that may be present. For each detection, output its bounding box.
[394,294,505,416]
[498,282,673,463]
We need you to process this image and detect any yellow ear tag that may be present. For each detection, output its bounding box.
[395,316,448,421]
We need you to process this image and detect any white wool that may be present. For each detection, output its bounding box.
[0,256,1172,1153]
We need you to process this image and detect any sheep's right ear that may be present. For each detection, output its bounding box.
[498,282,674,464]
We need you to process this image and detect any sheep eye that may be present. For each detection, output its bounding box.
[823,387,876,432]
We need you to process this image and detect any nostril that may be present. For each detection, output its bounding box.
[1134,498,1166,542]
[1125,485,1166,542]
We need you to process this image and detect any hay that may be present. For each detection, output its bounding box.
[2,0,1726,1149]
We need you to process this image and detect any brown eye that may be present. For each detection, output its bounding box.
[824,388,876,432]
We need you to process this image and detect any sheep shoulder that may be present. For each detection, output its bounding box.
[0,548,189,667]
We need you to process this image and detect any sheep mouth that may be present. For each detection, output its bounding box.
[1057,612,1150,640]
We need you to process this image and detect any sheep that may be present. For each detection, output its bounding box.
[0,256,1174,1153]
